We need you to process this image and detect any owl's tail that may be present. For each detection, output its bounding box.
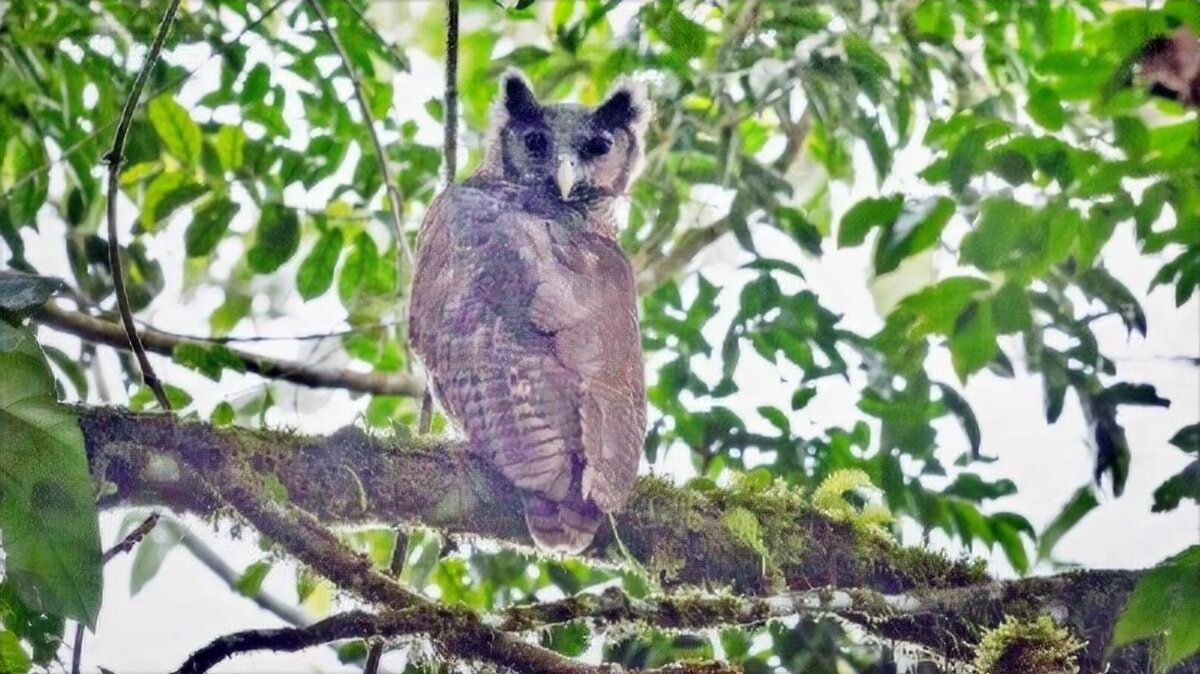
[522,492,603,554]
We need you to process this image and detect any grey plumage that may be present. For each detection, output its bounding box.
[409,71,649,553]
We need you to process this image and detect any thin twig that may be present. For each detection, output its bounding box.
[419,0,461,435]
[103,512,160,563]
[306,0,413,272]
[364,528,409,673]
[71,625,84,674]
[75,513,162,672]
[172,610,421,674]
[182,448,611,674]
[443,0,460,183]
[103,0,183,411]
[36,302,424,397]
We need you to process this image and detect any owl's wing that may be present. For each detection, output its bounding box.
[410,187,583,502]
[520,225,646,513]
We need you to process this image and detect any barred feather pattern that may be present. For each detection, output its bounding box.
[410,183,645,553]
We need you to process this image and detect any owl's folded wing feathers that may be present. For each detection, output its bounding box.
[521,228,646,513]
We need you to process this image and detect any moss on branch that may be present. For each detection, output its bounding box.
[80,407,981,596]
[78,407,1199,673]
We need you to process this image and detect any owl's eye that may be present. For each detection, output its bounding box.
[582,135,612,158]
[523,130,549,155]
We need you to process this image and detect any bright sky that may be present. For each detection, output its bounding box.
[4,1,1198,671]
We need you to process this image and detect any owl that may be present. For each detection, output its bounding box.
[409,70,650,553]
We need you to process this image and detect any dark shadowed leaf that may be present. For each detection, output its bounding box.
[185,197,240,258]
[297,227,345,300]
[247,205,301,273]
[0,327,102,628]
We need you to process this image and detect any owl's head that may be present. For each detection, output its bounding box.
[478,70,651,202]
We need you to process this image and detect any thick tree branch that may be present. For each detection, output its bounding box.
[79,408,1193,673]
[161,418,636,674]
[103,0,182,410]
[36,302,423,397]
[81,407,984,597]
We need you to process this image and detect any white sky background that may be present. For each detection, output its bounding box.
[2,1,1198,671]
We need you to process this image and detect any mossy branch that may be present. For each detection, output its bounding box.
[79,407,1196,673]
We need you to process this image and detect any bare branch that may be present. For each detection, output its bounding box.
[167,423,619,674]
[172,609,421,674]
[103,0,182,410]
[443,0,460,183]
[635,216,733,294]
[306,0,414,272]
[36,302,423,397]
[75,512,162,672]
[102,512,160,563]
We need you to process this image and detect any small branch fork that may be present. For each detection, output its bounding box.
[174,446,639,674]
[103,0,183,411]
[72,513,161,674]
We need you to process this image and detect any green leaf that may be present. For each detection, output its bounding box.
[990,512,1032,575]
[1170,424,1200,454]
[213,125,247,171]
[211,401,235,426]
[0,328,103,628]
[541,622,591,657]
[874,197,955,274]
[171,343,247,381]
[139,171,187,231]
[297,227,344,300]
[659,10,706,60]
[960,198,1035,272]
[0,581,64,665]
[937,384,981,458]
[1,126,49,228]
[1037,485,1098,561]
[844,34,890,78]
[990,283,1032,334]
[210,292,251,337]
[1114,546,1200,667]
[1027,85,1066,130]
[185,197,240,258]
[1097,382,1170,408]
[339,232,381,303]
[1152,460,1200,513]
[0,631,32,674]
[943,473,1016,501]
[246,204,300,273]
[949,300,998,381]
[147,95,202,165]
[838,195,903,247]
[235,561,272,597]
[240,63,271,103]
[43,346,88,400]
[152,182,209,225]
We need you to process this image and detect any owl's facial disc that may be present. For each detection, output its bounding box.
[491,70,650,203]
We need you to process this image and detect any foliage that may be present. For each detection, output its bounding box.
[974,615,1084,674]
[0,0,1198,670]
[1114,545,1200,670]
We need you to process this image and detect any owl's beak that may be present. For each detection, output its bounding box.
[555,155,577,199]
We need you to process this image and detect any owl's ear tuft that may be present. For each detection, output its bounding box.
[500,69,542,123]
[594,78,650,132]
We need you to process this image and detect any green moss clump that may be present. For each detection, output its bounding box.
[974,615,1084,674]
